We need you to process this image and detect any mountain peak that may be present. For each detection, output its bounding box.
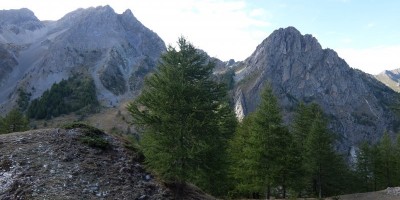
[275,26,302,35]
[0,8,43,31]
[235,26,399,155]
[122,9,134,17]
[93,5,115,14]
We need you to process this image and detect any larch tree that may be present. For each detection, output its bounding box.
[1,108,29,134]
[229,85,294,199]
[127,37,236,197]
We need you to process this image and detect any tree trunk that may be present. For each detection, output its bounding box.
[283,184,286,199]
[266,185,271,199]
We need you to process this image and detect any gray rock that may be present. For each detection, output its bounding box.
[234,26,399,155]
[0,6,166,113]
[375,68,400,92]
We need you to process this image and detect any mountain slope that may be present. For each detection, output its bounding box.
[0,128,171,199]
[375,69,400,92]
[234,27,399,154]
[0,128,215,199]
[0,6,165,113]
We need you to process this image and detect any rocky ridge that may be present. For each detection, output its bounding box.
[234,27,399,154]
[0,6,166,113]
[375,68,400,92]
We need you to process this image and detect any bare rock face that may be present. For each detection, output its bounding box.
[375,68,400,92]
[0,6,166,112]
[0,8,44,34]
[0,43,19,87]
[234,27,399,154]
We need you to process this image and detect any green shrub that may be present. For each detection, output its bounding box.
[63,122,110,150]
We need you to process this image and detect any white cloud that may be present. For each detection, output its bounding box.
[367,22,375,28]
[336,45,400,75]
[123,0,271,61]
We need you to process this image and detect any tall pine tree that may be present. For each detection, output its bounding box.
[127,37,235,197]
[229,85,296,199]
[293,103,348,197]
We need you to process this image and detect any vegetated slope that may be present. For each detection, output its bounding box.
[0,127,215,200]
[234,27,400,155]
[0,6,166,114]
[375,68,400,92]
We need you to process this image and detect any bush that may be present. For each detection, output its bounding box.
[63,122,110,150]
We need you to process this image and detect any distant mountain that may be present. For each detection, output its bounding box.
[0,6,166,113]
[1,7,398,157]
[375,69,400,92]
[234,27,399,154]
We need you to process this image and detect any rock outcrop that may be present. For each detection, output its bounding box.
[0,6,166,113]
[0,128,171,199]
[234,27,399,154]
[375,68,400,92]
[0,128,216,199]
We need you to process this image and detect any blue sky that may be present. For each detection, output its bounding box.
[1,0,399,74]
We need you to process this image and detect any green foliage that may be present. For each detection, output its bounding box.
[128,37,236,197]
[291,103,351,198]
[63,122,110,150]
[0,108,29,134]
[16,88,31,111]
[27,75,98,119]
[62,122,103,134]
[355,141,377,192]
[229,85,300,199]
[79,135,109,149]
[355,132,400,192]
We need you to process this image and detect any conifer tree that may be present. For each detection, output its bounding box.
[128,37,235,197]
[293,103,349,197]
[0,116,4,134]
[229,113,259,197]
[395,135,400,186]
[1,109,29,134]
[356,141,375,192]
[377,132,397,188]
[229,85,295,199]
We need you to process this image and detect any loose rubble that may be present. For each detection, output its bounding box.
[0,128,172,199]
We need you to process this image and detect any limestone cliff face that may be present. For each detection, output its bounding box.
[0,6,166,112]
[234,27,399,154]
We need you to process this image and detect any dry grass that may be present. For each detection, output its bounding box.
[31,100,134,135]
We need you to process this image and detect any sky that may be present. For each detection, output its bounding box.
[0,0,399,75]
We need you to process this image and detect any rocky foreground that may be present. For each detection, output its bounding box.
[0,127,213,200]
[0,128,172,199]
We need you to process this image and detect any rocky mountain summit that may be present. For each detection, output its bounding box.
[234,27,399,154]
[375,68,400,92]
[0,6,166,113]
[0,8,44,39]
